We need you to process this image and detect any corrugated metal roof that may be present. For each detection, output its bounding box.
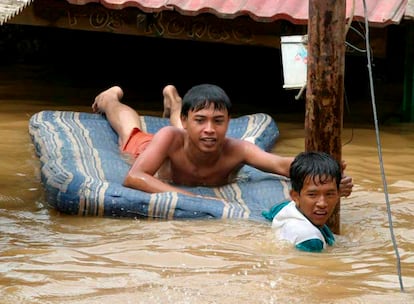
[0,0,32,25]
[0,0,409,27]
[66,0,408,26]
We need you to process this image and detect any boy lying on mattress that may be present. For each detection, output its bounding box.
[92,84,353,199]
[263,151,342,252]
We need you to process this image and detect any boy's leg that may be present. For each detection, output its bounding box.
[92,86,142,149]
[162,85,183,129]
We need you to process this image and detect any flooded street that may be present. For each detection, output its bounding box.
[1,26,414,303]
[1,90,414,303]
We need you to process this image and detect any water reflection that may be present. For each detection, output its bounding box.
[0,99,413,303]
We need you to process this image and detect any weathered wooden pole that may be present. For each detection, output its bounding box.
[306,0,346,234]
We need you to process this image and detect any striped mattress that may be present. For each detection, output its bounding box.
[28,110,291,221]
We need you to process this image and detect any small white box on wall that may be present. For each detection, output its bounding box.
[281,35,308,90]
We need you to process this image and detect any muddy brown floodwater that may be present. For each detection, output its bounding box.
[0,71,413,303]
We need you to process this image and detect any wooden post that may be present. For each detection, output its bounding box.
[306,0,346,234]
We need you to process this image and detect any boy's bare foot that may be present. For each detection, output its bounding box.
[92,86,124,114]
[162,86,172,118]
[162,106,171,118]
[162,85,182,118]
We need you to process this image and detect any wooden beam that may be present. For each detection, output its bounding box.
[306,0,346,234]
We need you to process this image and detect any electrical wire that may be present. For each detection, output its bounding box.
[362,0,404,292]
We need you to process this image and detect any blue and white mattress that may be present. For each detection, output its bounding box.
[29,110,291,221]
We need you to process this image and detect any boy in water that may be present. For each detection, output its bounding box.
[263,151,342,252]
[92,84,353,198]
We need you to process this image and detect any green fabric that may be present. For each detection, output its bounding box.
[296,239,324,252]
[262,200,290,221]
[263,201,335,252]
[320,224,335,246]
[295,225,335,252]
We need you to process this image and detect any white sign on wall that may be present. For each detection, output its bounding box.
[281,35,308,90]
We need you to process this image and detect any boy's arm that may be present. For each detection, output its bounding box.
[123,126,221,200]
[123,170,194,195]
[240,140,293,177]
[241,140,353,197]
[123,127,193,195]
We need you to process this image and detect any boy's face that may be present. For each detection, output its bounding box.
[181,103,230,153]
[290,175,340,227]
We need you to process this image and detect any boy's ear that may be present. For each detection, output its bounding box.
[290,189,300,206]
[181,115,188,129]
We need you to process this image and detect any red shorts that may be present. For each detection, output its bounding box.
[121,127,154,158]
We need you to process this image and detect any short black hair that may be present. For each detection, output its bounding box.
[181,84,232,117]
[290,151,341,193]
